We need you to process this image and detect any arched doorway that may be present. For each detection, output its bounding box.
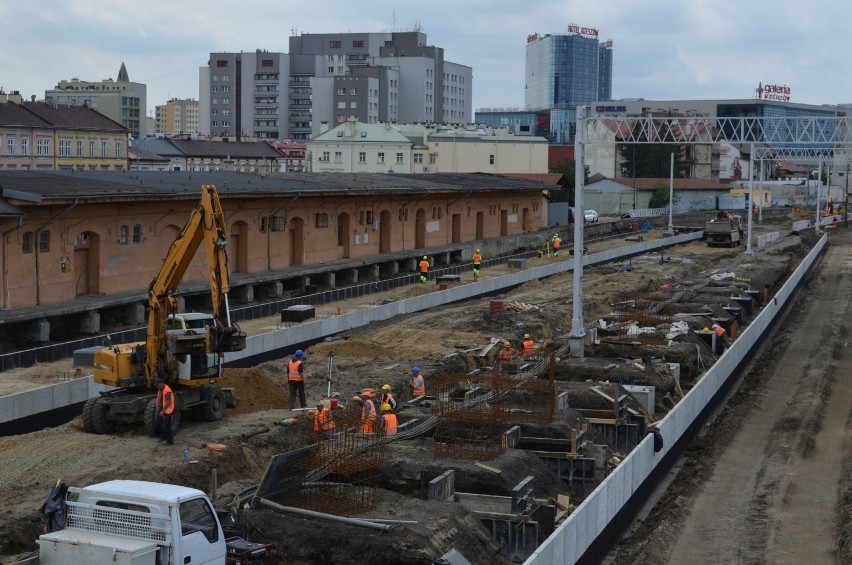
[289,217,304,266]
[73,231,100,296]
[337,213,351,259]
[415,208,426,249]
[229,220,249,273]
[379,210,391,253]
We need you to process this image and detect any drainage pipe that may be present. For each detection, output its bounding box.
[257,497,392,531]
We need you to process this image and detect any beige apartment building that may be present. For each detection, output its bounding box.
[0,170,551,310]
[309,118,549,174]
[155,98,199,136]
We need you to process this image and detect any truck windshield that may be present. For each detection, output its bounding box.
[179,498,219,543]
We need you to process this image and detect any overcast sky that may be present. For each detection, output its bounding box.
[1,0,849,119]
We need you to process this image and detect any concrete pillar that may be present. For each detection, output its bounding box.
[79,311,101,334]
[268,282,284,298]
[405,258,418,273]
[326,272,336,288]
[302,277,312,294]
[504,426,521,449]
[428,470,455,502]
[557,391,570,411]
[27,319,50,343]
[569,337,585,358]
[440,252,450,267]
[369,265,380,280]
[125,302,145,325]
[233,285,254,304]
[346,269,358,284]
[381,262,399,276]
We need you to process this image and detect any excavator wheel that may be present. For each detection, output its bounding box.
[200,386,227,422]
[82,397,98,433]
[91,397,116,434]
[144,397,159,436]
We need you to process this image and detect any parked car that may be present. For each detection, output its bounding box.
[584,209,599,223]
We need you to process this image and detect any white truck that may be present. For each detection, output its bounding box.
[17,480,243,565]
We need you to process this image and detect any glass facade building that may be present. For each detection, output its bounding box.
[717,102,837,154]
[525,33,612,110]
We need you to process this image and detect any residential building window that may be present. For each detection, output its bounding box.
[489,155,495,165]
[37,138,49,156]
[118,225,128,245]
[222,98,230,104]
[359,152,366,163]
[21,137,29,156]
[59,139,71,157]
[337,101,346,109]
[336,115,346,123]
[337,88,345,95]
[211,86,218,92]
[429,154,436,164]
[414,153,423,164]
[76,140,83,156]
[353,40,364,47]
[328,67,334,74]
[262,59,273,67]
[315,212,329,227]
[90,141,96,157]
[321,151,330,162]
[115,141,122,158]
[22,232,32,254]
[222,75,229,81]
[38,230,50,252]
[349,88,357,95]
[222,86,230,92]
[366,211,374,224]
[7,136,15,155]
[396,152,404,164]
[102,141,108,157]
[349,101,357,109]
[377,152,385,164]
[329,40,341,48]
[334,151,342,163]
[133,224,142,243]
[217,60,228,67]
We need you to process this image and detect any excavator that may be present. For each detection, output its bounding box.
[82,184,247,435]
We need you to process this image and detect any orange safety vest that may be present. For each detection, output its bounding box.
[382,413,398,435]
[552,238,561,250]
[156,385,175,415]
[361,400,377,433]
[472,252,482,264]
[288,359,304,382]
[523,339,535,355]
[714,325,726,338]
[314,408,335,432]
[419,259,429,273]
[410,374,425,397]
[500,347,513,361]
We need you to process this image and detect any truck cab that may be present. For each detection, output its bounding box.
[37,480,226,565]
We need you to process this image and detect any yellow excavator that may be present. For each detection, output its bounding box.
[82,185,247,435]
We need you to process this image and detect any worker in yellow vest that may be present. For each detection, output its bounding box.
[472,248,482,282]
[419,256,430,283]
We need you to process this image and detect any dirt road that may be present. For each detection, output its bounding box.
[611,227,852,564]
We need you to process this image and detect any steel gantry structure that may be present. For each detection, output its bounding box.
[569,108,852,355]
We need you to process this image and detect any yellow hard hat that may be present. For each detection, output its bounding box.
[381,384,392,391]
[504,341,511,346]
[476,248,481,252]
[702,327,710,332]
[380,403,392,412]
[524,334,530,339]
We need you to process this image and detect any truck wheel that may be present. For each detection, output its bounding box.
[82,397,97,433]
[91,398,116,434]
[144,398,158,436]
[201,386,227,422]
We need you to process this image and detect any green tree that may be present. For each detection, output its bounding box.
[618,119,689,179]
[548,158,590,203]
[647,185,680,209]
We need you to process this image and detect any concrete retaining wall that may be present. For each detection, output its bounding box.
[524,234,827,565]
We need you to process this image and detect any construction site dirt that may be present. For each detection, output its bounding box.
[1,218,850,564]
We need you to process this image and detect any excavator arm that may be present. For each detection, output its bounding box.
[145,185,246,387]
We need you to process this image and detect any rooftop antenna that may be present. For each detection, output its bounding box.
[392,10,396,30]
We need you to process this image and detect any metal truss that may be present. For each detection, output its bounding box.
[585,115,852,160]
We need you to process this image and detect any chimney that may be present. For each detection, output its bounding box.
[320,121,330,134]
[344,117,356,138]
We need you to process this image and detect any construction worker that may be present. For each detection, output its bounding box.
[380,384,397,412]
[522,333,536,356]
[288,349,307,410]
[472,248,483,282]
[552,234,562,258]
[312,400,335,439]
[711,323,731,350]
[355,391,377,433]
[499,340,515,362]
[380,403,398,435]
[155,380,175,445]
[409,367,426,398]
[419,256,430,283]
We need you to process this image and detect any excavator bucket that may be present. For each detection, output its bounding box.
[208,326,247,353]
[167,333,208,355]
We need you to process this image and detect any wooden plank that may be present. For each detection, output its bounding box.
[519,436,573,446]
[474,461,501,474]
[530,450,580,458]
[556,494,571,511]
[584,417,618,425]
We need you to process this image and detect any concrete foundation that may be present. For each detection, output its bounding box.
[233,285,254,304]
[268,282,284,298]
[428,469,455,502]
[345,269,358,284]
[125,303,145,325]
[27,319,50,343]
[325,273,336,288]
[79,311,101,335]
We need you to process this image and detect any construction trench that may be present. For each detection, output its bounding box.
[0,215,849,564]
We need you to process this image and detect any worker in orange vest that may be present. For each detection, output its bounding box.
[711,323,731,349]
[409,367,426,398]
[499,340,515,362]
[419,256,430,283]
[552,234,562,258]
[312,400,335,439]
[355,391,377,433]
[288,349,306,410]
[380,384,397,412]
[380,403,398,435]
[155,380,175,445]
[522,333,536,356]
[472,248,483,282]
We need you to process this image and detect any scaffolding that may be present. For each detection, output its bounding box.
[280,405,387,516]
